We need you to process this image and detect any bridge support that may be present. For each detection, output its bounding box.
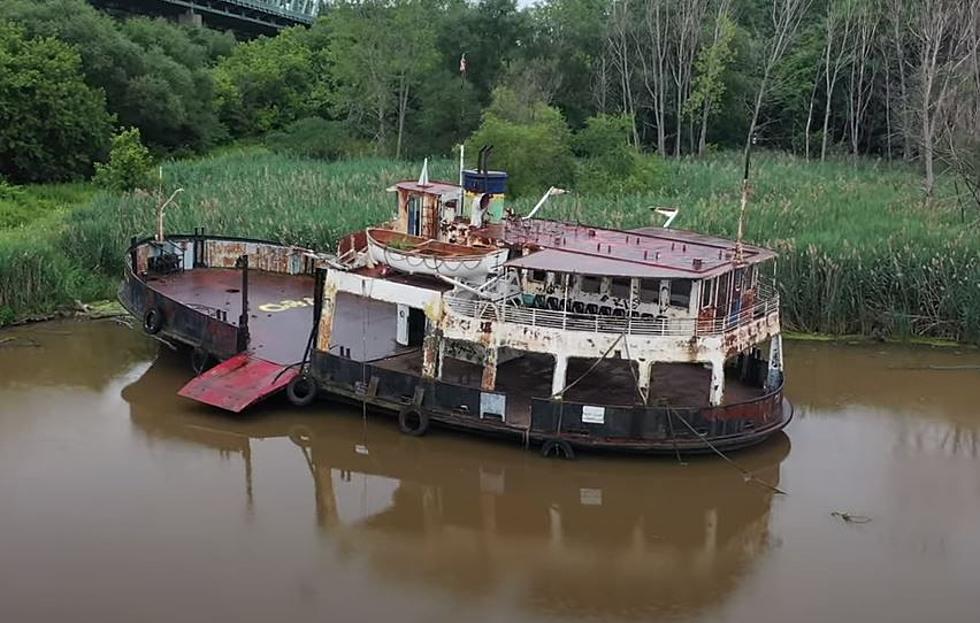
[178,10,202,28]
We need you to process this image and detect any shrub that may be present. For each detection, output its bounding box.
[573,114,664,195]
[467,87,575,197]
[94,128,154,192]
[264,117,366,160]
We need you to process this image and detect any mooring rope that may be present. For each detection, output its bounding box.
[549,332,625,399]
[666,404,787,496]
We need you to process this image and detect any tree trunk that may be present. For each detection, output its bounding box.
[396,77,408,160]
[805,72,819,161]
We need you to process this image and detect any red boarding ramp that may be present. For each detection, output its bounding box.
[178,353,299,413]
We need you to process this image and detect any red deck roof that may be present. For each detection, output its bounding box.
[388,180,461,196]
[503,219,775,279]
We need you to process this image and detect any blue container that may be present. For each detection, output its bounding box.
[463,169,508,195]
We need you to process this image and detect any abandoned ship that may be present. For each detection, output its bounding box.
[119,156,791,458]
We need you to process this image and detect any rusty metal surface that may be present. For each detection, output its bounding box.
[148,268,315,365]
[178,353,299,412]
[204,240,312,275]
[389,179,460,196]
[312,350,788,453]
[503,219,776,279]
[119,270,241,360]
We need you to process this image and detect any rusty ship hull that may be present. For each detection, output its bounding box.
[120,232,791,457]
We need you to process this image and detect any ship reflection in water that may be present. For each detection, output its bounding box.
[122,349,790,621]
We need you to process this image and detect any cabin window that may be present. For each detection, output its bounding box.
[407,195,423,236]
[610,277,631,299]
[638,279,658,303]
[529,270,548,283]
[670,280,692,308]
[700,279,714,309]
[580,275,602,294]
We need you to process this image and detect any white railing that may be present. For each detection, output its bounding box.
[444,288,780,338]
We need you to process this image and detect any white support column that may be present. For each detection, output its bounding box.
[689,280,702,316]
[481,345,499,391]
[658,280,670,315]
[637,360,652,405]
[395,304,409,346]
[766,334,784,390]
[422,321,442,379]
[551,354,568,398]
[709,356,726,407]
[316,278,338,353]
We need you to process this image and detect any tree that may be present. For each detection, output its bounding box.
[325,0,438,158]
[2,0,228,155]
[743,0,813,159]
[573,113,663,193]
[908,0,979,198]
[820,0,855,161]
[527,0,607,127]
[94,128,154,192]
[687,1,736,155]
[0,22,113,182]
[467,87,575,196]
[213,27,322,136]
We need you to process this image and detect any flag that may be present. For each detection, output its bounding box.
[459,53,467,75]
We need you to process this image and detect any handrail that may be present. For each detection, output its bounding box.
[444,289,780,338]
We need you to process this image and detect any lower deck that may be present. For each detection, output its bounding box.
[373,350,767,428]
[147,267,766,419]
[148,267,316,365]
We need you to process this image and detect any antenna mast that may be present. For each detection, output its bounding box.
[734,137,752,264]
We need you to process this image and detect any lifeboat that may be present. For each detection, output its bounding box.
[366,228,508,280]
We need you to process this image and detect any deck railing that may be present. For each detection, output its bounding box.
[444,286,779,338]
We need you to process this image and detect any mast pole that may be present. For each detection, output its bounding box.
[734,137,752,265]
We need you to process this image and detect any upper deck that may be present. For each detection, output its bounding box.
[504,219,775,279]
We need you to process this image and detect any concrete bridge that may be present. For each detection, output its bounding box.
[90,0,319,36]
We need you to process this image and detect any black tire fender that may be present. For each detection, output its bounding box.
[143,307,163,334]
[286,374,317,407]
[398,406,429,437]
[190,347,211,375]
[541,438,575,460]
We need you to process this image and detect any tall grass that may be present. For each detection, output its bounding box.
[3,147,979,343]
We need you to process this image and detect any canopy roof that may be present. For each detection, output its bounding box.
[387,180,461,197]
[502,220,775,280]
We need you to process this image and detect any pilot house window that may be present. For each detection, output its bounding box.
[638,279,658,303]
[670,279,692,308]
[580,275,602,293]
[610,278,631,299]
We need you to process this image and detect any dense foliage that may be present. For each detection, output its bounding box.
[94,129,155,192]
[3,0,979,193]
[0,22,113,182]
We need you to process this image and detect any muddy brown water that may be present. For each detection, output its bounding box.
[1,320,979,623]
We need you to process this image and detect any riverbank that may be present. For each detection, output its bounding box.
[2,148,978,343]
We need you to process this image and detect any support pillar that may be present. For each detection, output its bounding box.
[658,279,670,315]
[315,278,338,353]
[637,360,652,405]
[551,354,568,398]
[178,10,202,28]
[766,334,784,390]
[481,345,498,391]
[236,254,250,353]
[421,321,442,379]
[709,357,725,407]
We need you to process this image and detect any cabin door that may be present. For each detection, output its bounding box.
[407,308,426,346]
[407,195,423,237]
